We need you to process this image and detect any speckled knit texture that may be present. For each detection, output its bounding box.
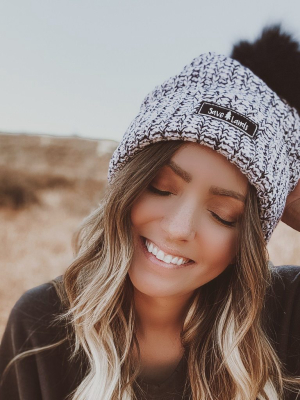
[107,52,300,243]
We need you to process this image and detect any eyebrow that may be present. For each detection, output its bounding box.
[166,160,246,203]
[209,186,246,203]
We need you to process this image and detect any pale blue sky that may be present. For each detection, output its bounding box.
[0,0,299,142]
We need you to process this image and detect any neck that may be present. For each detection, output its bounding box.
[133,289,194,337]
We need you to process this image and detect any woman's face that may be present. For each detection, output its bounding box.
[129,142,248,298]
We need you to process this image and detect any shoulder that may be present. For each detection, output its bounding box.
[0,278,85,400]
[271,264,300,283]
[12,276,64,317]
[269,265,300,300]
[265,265,300,371]
[14,276,63,310]
[3,276,67,342]
[266,264,300,308]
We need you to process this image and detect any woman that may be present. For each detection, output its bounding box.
[1,26,300,400]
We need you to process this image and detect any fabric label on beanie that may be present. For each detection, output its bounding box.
[196,101,258,137]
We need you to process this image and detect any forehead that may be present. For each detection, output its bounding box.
[165,142,248,195]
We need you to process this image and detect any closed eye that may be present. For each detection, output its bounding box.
[147,185,172,196]
[209,211,236,227]
[147,185,236,228]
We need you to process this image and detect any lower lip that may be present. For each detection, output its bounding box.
[139,236,195,270]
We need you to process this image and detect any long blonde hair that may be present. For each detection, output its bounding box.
[3,140,300,399]
[55,140,300,399]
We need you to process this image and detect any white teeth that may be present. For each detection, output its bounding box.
[144,239,190,265]
[164,255,173,263]
[156,250,164,260]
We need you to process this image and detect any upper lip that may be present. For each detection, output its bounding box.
[142,236,193,261]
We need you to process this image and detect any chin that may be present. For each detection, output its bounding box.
[128,265,205,299]
[128,267,188,298]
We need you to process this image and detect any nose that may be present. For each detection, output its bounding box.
[160,196,197,242]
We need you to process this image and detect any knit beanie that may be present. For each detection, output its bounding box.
[107,51,300,243]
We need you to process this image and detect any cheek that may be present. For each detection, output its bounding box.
[186,229,237,289]
[131,194,164,227]
[130,199,146,227]
[198,222,237,269]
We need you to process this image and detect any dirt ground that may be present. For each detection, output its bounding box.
[0,133,299,338]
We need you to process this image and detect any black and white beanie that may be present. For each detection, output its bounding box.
[107,52,300,243]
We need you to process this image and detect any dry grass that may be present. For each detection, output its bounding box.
[0,133,116,338]
[0,176,108,337]
[0,133,299,339]
[0,168,75,209]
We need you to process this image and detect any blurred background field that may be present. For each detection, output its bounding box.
[0,133,118,337]
[0,132,299,338]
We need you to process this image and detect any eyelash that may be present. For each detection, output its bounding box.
[147,185,236,227]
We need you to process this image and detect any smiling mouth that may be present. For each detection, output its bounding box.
[140,236,194,267]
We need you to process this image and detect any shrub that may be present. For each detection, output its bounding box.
[0,172,39,209]
[0,169,75,210]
